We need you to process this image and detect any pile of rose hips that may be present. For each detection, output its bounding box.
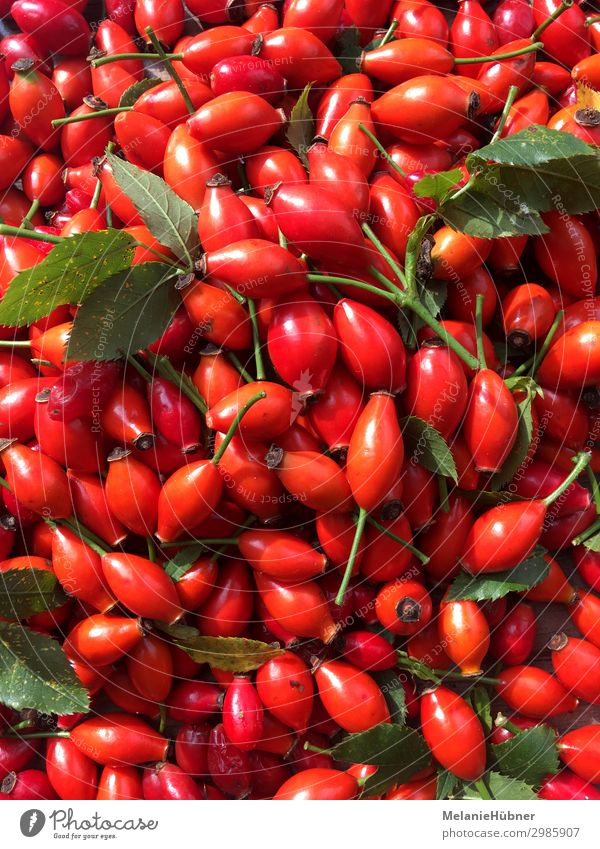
[1,0,600,803]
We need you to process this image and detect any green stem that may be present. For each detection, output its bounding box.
[237,159,250,194]
[336,508,368,606]
[543,452,591,507]
[572,516,600,546]
[16,731,70,740]
[0,476,11,494]
[366,515,429,564]
[532,0,574,39]
[587,467,600,516]
[145,351,207,414]
[247,300,265,381]
[159,703,167,735]
[0,340,32,348]
[474,776,494,800]
[147,536,157,563]
[455,42,543,65]
[528,309,564,377]
[92,52,183,68]
[60,517,109,556]
[475,293,487,370]
[362,222,407,289]
[0,224,62,244]
[145,26,195,115]
[52,107,131,127]
[126,353,152,383]
[21,198,40,229]
[358,122,405,178]
[211,391,267,464]
[586,15,600,25]
[491,85,519,144]
[90,178,102,210]
[438,475,450,512]
[6,719,34,733]
[227,352,252,383]
[307,272,398,305]
[405,296,480,371]
[208,515,256,562]
[379,18,399,47]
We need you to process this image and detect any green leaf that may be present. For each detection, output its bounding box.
[69,262,180,360]
[437,768,460,800]
[469,684,493,735]
[413,169,463,202]
[418,279,447,322]
[463,771,537,801]
[489,391,534,490]
[156,623,284,672]
[402,416,458,482]
[106,152,199,265]
[492,726,559,786]
[439,188,547,238]
[404,213,435,291]
[0,230,135,327]
[0,569,68,618]
[163,544,206,581]
[331,723,430,771]
[0,622,89,713]
[333,26,362,75]
[470,125,595,167]
[583,531,600,552]
[447,551,550,602]
[119,77,161,107]
[286,84,313,170]
[373,670,407,726]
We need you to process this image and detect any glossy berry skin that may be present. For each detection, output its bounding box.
[256,573,338,643]
[0,768,57,800]
[175,723,210,776]
[404,343,468,439]
[46,739,97,801]
[461,500,547,574]
[539,770,600,801]
[223,677,265,751]
[337,630,396,671]
[70,714,169,766]
[347,392,404,513]
[550,634,600,704]
[256,652,314,733]
[238,529,327,581]
[463,369,518,473]
[421,686,486,780]
[274,768,357,801]
[198,174,260,252]
[207,723,252,799]
[157,460,223,543]
[167,681,223,724]
[101,553,183,623]
[202,239,307,299]
[308,362,365,452]
[371,75,478,144]
[11,0,91,57]
[64,614,142,667]
[534,212,597,300]
[105,450,161,537]
[438,597,490,676]
[0,440,71,518]
[197,559,253,639]
[275,450,353,513]
[573,547,600,592]
[210,55,285,105]
[267,295,337,396]
[188,91,283,155]
[558,726,600,784]
[502,283,556,347]
[334,299,406,392]
[496,666,579,718]
[375,579,432,636]
[532,0,589,68]
[126,634,173,703]
[536,321,600,390]
[97,766,143,801]
[490,603,536,666]
[315,660,390,733]
[420,494,473,583]
[0,737,39,782]
[206,382,294,441]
